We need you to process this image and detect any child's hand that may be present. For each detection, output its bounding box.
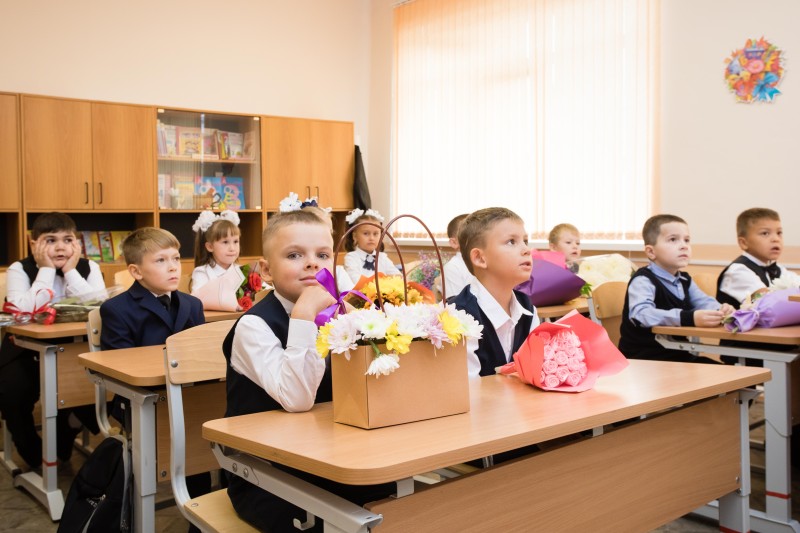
[61,240,82,273]
[31,239,54,269]
[719,303,735,317]
[694,309,725,327]
[291,285,336,322]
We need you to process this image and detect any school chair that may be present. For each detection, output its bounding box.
[85,308,115,437]
[87,308,102,352]
[178,274,192,294]
[254,289,271,304]
[588,281,627,347]
[164,320,258,532]
[114,269,135,290]
[691,272,718,298]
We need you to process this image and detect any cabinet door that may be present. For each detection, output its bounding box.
[0,94,20,210]
[92,103,155,210]
[311,120,354,211]
[262,116,313,209]
[23,96,93,210]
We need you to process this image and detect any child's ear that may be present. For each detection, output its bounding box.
[128,263,144,281]
[260,258,273,283]
[548,242,556,251]
[737,235,749,251]
[469,247,487,270]
[644,244,656,261]
[449,236,459,250]
[205,241,215,253]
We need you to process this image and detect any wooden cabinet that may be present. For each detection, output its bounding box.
[22,96,155,211]
[0,94,20,211]
[262,116,354,211]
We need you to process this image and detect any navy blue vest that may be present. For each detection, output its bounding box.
[619,267,695,360]
[19,255,92,284]
[716,255,776,309]
[448,286,534,376]
[222,291,332,418]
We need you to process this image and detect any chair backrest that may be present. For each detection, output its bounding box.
[87,308,102,352]
[589,281,628,346]
[691,272,718,298]
[178,274,191,294]
[254,289,271,304]
[164,320,235,525]
[114,269,135,290]
[0,269,7,302]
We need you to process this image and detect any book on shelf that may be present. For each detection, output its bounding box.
[201,129,218,159]
[158,173,171,209]
[98,231,115,263]
[178,127,202,156]
[227,132,245,159]
[243,131,256,160]
[156,120,167,155]
[195,175,246,210]
[110,231,131,262]
[173,175,196,209]
[80,231,102,262]
[163,124,178,156]
[216,131,229,159]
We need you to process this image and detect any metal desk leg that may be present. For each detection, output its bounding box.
[12,342,64,521]
[719,389,758,532]
[129,387,159,533]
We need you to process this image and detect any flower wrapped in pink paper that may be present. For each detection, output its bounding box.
[724,287,800,333]
[497,310,628,392]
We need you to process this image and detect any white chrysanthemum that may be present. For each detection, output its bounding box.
[383,302,428,338]
[578,253,634,288]
[326,315,361,354]
[355,309,394,340]
[365,353,400,377]
[279,192,302,213]
[192,210,218,233]
[770,274,796,291]
[444,303,483,340]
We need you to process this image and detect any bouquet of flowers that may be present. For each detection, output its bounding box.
[577,253,635,292]
[349,273,434,309]
[515,258,586,307]
[315,269,483,377]
[724,282,800,333]
[406,252,443,291]
[236,263,264,311]
[497,310,628,392]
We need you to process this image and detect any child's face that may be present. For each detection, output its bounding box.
[129,247,182,295]
[205,232,240,269]
[263,223,334,303]
[353,223,382,253]
[646,222,691,275]
[471,218,532,286]
[550,231,581,263]
[33,231,79,270]
[738,218,783,264]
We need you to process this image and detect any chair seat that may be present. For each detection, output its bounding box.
[184,489,260,533]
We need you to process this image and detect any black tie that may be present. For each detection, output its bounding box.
[157,294,171,311]
[765,263,781,282]
[362,255,375,271]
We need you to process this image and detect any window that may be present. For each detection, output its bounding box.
[392,0,657,239]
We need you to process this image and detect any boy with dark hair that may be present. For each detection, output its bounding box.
[441,213,472,297]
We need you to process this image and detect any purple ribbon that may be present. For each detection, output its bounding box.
[313,268,373,327]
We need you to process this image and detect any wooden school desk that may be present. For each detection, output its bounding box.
[654,324,800,533]
[536,297,589,321]
[80,343,227,533]
[204,360,768,533]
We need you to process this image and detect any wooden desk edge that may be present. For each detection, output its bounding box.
[79,346,167,387]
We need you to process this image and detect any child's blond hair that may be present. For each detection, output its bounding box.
[122,227,180,266]
[458,207,523,275]
[262,209,331,257]
[548,223,579,246]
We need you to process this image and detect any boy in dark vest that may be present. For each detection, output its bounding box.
[222,207,394,532]
[619,214,734,362]
[447,207,539,377]
[717,208,800,309]
[0,212,106,469]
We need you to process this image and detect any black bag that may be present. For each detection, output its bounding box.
[57,434,132,533]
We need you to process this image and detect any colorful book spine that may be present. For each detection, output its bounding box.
[81,231,102,262]
[98,231,115,263]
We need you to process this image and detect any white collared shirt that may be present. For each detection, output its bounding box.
[229,291,326,412]
[441,253,474,298]
[6,260,105,309]
[191,263,242,293]
[465,278,539,378]
[719,252,800,305]
[343,247,401,285]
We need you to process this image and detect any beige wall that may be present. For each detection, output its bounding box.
[660,0,800,251]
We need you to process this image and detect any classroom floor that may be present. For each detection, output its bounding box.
[0,395,797,532]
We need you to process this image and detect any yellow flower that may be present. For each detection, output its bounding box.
[316,323,332,357]
[438,310,465,344]
[384,322,413,354]
[361,276,424,306]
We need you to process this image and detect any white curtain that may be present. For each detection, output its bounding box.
[392,0,657,239]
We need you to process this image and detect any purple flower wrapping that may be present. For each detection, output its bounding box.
[515,259,585,307]
[724,287,800,333]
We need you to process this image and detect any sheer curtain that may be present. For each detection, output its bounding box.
[392,0,657,239]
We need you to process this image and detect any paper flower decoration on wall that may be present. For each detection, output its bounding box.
[724,38,784,103]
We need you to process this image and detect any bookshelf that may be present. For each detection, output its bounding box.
[0,93,22,266]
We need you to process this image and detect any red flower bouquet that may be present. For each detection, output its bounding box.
[497,310,628,392]
[236,264,263,311]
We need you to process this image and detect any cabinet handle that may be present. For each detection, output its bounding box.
[84,182,89,204]
[315,186,319,199]
[306,185,311,199]
[98,182,103,205]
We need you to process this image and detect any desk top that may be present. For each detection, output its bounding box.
[653,324,800,345]
[537,298,589,319]
[790,295,800,303]
[7,309,241,340]
[203,359,769,485]
[79,345,166,387]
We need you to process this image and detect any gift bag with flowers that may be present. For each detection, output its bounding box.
[723,282,800,333]
[315,215,482,429]
[577,253,635,292]
[497,310,628,392]
[348,272,435,309]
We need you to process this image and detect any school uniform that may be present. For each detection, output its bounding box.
[0,256,104,468]
[441,253,473,299]
[190,263,243,294]
[619,264,719,363]
[343,247,400,285]
[222,291,394,532]
[448,279,538,377]
[717,252,800,309]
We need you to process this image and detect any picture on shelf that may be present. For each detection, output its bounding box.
[163,124,178,156]
[243,131,256,160]
[80,231,102,262]
[110,231,131,262]
[178,127,201,156]
[98,231,115,263]
[201,129,219,159]
[194,175,246,210]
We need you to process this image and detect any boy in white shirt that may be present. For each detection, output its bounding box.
[440,213,473,298]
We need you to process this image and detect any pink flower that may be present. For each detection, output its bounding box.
[567,357,582,371]
[543,374,561,388]
[566,372,582,387]
[542,360,558,374]
[555,353,569,366]
[555,366,570,382]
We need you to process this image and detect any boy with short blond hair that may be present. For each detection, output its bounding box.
[548,223,582,273]
[448,207,539,377]
[441,213,472,297]
[222,208,394,531]
[619,214,733,362]
[717,208,800,308]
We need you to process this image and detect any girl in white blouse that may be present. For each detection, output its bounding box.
[343,208,400,285]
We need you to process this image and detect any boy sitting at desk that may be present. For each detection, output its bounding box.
[222,208,395,532]
[619,214,734,363]
[447,207,540,377]
[717,207,800,309]
[0,212,106,469]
